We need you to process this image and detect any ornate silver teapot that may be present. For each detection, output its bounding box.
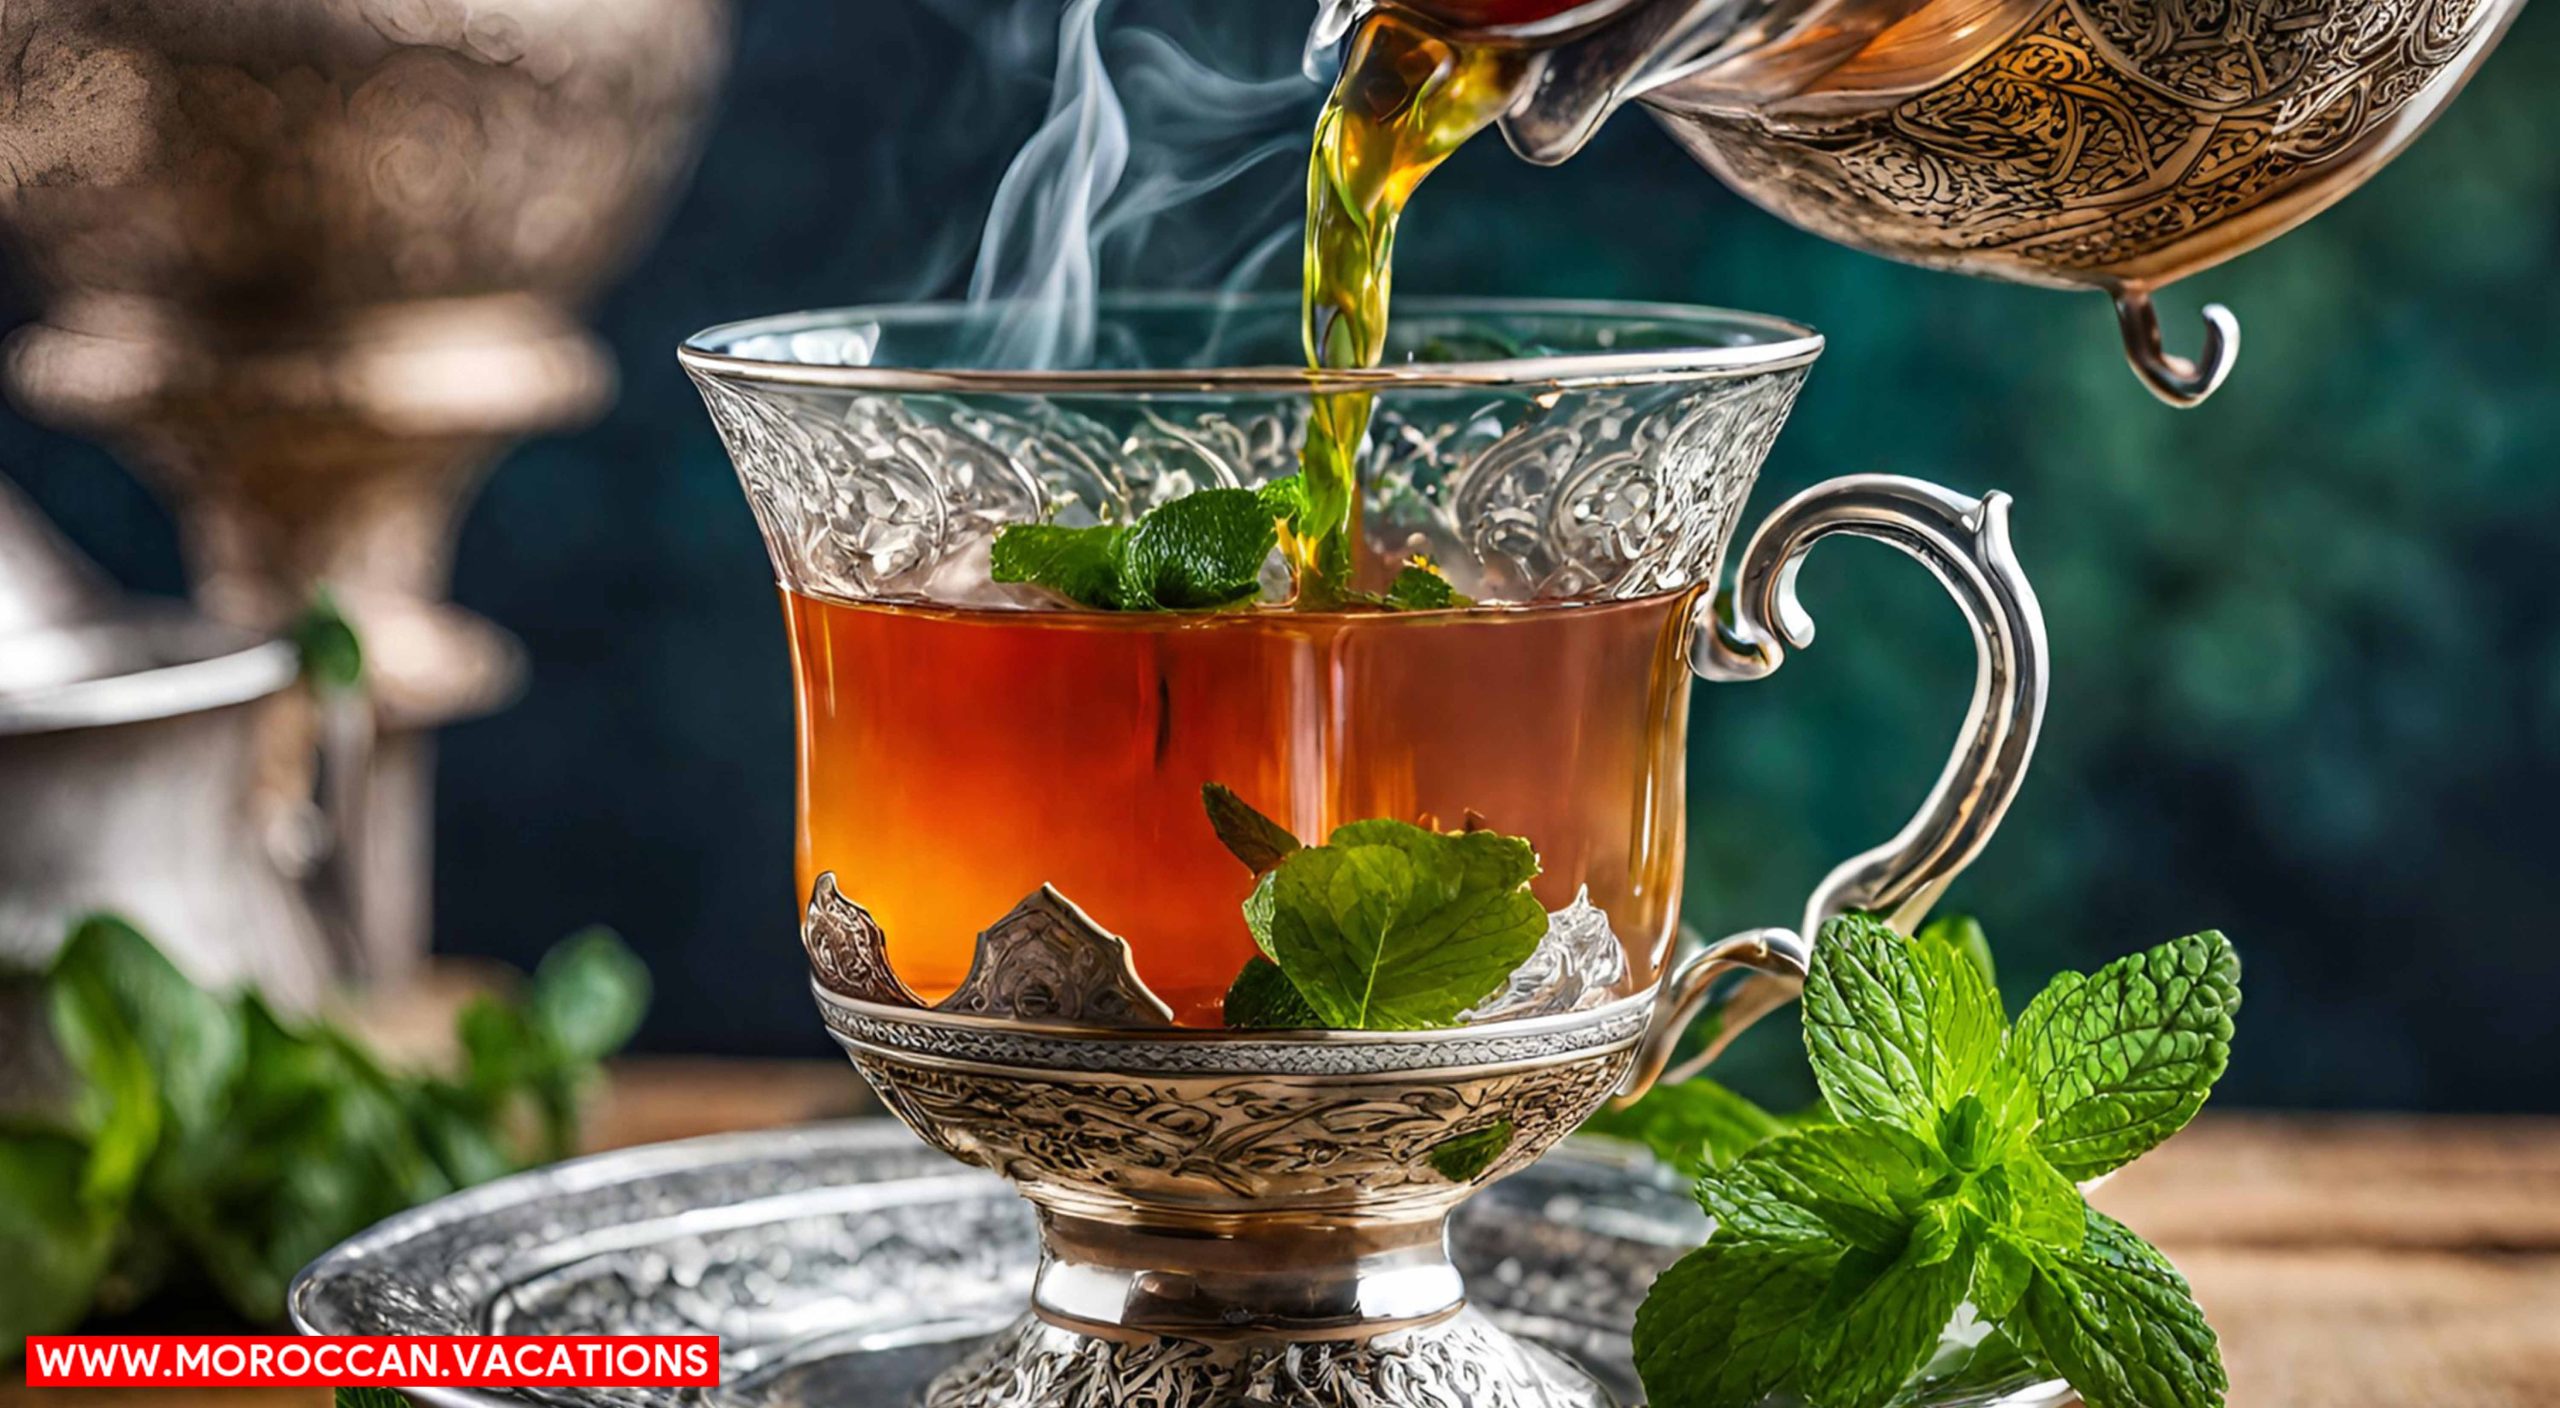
[1368,0,2523,405]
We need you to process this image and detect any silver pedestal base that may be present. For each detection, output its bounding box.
[922,1309,1614,1408]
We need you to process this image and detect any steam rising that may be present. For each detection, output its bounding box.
[962,0,1320,369]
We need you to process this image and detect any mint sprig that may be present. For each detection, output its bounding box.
[1199,785,1546,1030]
[1632,915,2240,1408]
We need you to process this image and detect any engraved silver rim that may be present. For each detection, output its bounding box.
[816,979,1655,1044]
[813,982,1657,1076]
[678,293,1823,395]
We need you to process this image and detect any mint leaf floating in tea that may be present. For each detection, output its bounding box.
[1199,786,1547,1031]
[1117,488,1288,610]
[1202,783,1302,876]
[991,485,1288,611]
[1385,560,1470,610]
[1634,917,2241,1408]
[988,523,1127,609]
[991,475,1473,613]
[1248,817,1547,1030]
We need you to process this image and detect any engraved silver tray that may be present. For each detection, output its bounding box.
[289,1120,2071,1408]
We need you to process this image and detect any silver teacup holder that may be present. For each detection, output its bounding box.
[799,478,2046,1408]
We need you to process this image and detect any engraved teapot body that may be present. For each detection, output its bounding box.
[1371,0,2525,404]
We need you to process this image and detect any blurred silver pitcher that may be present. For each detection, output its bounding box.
[1358,0,2523,405]
[0,476,359,1107]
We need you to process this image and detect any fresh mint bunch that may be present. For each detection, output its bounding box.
[0,916,649,1353]
[991,477,1469,612]
[1631,914,2240,1408]
[1200,784,1545,1030]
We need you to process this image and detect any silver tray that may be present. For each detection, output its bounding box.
[289,1119,2067,1408]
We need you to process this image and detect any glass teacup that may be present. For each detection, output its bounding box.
[681,294,2049,1408]
[684,294,2038,1037]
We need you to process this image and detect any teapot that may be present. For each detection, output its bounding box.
[0,475,363,1107]
[1361,0,2524,405]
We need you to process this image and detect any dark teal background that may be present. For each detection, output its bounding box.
[8,2,2555,1109]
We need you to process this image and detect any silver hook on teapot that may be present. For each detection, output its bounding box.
[2113,287,2241,408]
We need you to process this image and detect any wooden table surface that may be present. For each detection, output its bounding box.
[11,1058,2556,1407]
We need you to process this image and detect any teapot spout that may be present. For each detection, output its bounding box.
[1493,0,1751,164]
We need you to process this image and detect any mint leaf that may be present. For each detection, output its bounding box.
[1223,956,1320,1029]
[0,1132,115,1343]
[2012,932,2240,1180]
[1975,1147,2085,1250]
[25,919,651,1337]
[992,487,1284,610]
[1636,919,2241,1408]
[989,522,1127,608]
[292,590,365,692]
[1804,913,2003,1135]
[1580,1077,1795,1178]
[1974,1225,2037,1319]
[1917,913,1997,994]
[337,1389,414,1408]
[49,915,242,1139]
[1257,474,1311,524]
[1426,1119,1515,1182]
[1385,562,1470,610]
[1710,1125,1944,1256]
[531,927,650,1064]
[1245,819,1546,1030]
[1635,1230,1840,1408]
[1802,1242,1974,1408]
[1116,488,1282,609]
[1640,1126,1946,1408]
[46,959,162,1212]
[1201,783,1302,875]
[2012,1207,2227,1408]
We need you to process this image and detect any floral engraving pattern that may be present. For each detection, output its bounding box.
[935,886,1175,1028]
[847,1043,1634,1204]
[689,369,1806,607]
[1665,0,2500,283]
[803,872,921,1008]
[921,1310,1609,1408]
[812,990,1654,1077]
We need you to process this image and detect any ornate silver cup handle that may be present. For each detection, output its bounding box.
[1621,473,2050,1099]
